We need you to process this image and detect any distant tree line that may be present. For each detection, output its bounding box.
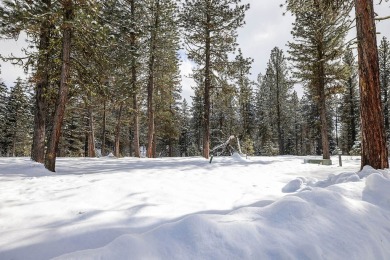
[0,0,389,171]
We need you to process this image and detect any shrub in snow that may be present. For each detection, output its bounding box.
[349,141,361,156]
[241,138,255,156]
[261,140,278,156]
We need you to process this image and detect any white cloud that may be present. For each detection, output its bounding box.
[0,35,27,87]
[180,56,196,103]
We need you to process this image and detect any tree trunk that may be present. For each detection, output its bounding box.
[31,0,52,163]
[318,47,330,160]
[114,102,124,157]
[101,99,106,156]
[44,0,74,172]
[152,133,157,158]
[87,104,96,157]
[168,138,173,157]
[203,8,211,159]
[384,83,389,134]
[349,77,357,151]
[355,0,389,169]
[276,62,284,155]
[335,105,339,147]
[146,0,159,158]
[84,127,88,157]
[131,0,140,158]
[12,130,16,157]
[133,90,140,157]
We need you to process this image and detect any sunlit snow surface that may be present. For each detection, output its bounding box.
[1,155,390,259]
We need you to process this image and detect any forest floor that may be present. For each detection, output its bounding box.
[0,155,390,259]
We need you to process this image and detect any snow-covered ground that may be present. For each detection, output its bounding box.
[1,155,390,259]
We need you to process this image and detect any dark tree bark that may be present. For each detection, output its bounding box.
[275,60,284,155]
[31,0,52,163]
[168,139,173,157]
[384,81,389,133]
[349,77,357,151]
[355,0,389,169]
[317,44,330,160]
[130,0,140,158]
[87,101,96,157]
[101,99,106,156]
[114,102,124,157]
[146,0,160,158]
[12,129,16,157]
[44,0,74,172]
[203,9,211,159]
[83,94,95,157]
[152,132,157,158]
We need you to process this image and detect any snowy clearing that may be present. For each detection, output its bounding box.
[1,155,390,259]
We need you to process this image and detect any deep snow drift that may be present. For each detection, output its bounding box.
[0,155,389,259]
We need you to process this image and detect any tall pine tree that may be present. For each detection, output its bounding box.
[286,0,352,159]
[180,0,249,159]
[379,37,390,142]
[340,49,360,154]
[2,78,32,156]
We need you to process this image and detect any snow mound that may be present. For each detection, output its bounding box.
[363,173,390,210]
[282,171,360,193]
[358,165,382,179]
[105,153,117,159]
[210,153,247,164]
[282,166,386,193]
[53,186,390,260]
[315,172,360,188]
[231,152,247,162]
[282,177,304,193]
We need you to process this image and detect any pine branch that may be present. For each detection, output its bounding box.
[375,15,390,21]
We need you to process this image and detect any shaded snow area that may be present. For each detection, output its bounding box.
[1,156,390,259]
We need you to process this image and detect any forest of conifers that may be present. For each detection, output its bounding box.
[0,0,389,171]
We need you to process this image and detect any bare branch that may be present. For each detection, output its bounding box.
[375,15,390,21]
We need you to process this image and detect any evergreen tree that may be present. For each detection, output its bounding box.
[210,74,239,152]
[379,37,390,141]
[234,49,255,142]
[2,78,32,156]
[149,0,182,157]
[145,0,161,158]
[286,0,352,159]
[58,98,85,157]
[0,79,9,156]
[340,50,360,154]
[180,0,249,159]
[0,0,58,162]
[190,75,204,155]
[300,92,321,155]
[179,99,191,156]
[285,91,303,155]
[266,47,293,155]
[255,74,276,155]
[129,0,142,158]
[254,48,293,155]
[45,0,75,172]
